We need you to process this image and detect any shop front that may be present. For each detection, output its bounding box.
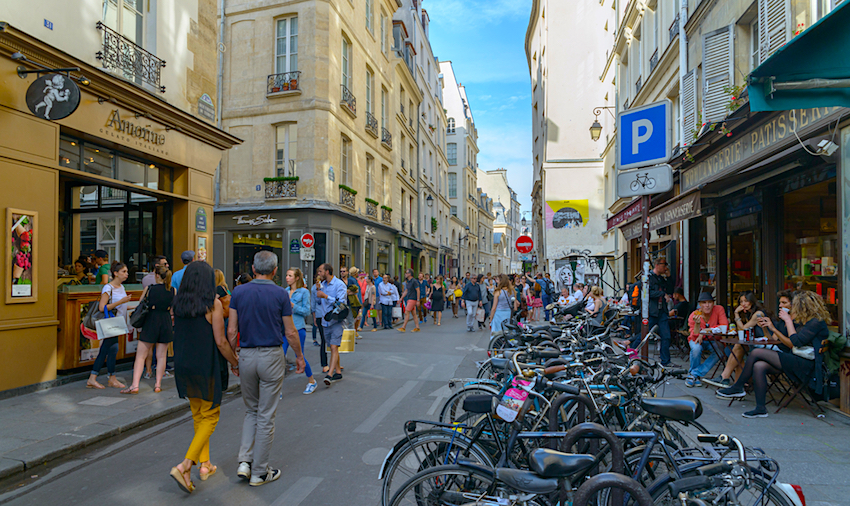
[397,237,421,278]
[0,29,239,389]
[213,209,397,284]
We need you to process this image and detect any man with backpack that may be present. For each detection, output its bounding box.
[629,258,673,365]
[461,275,482,332]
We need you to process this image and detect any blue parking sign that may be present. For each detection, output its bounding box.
[617,100,672,171]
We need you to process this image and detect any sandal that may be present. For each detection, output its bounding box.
[170,466,195,494]
[154,386,162,393]
[199,463,217,481]
[119,386,139,395]
[86,380,105,389]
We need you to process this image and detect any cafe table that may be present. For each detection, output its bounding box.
[698,330,738,377]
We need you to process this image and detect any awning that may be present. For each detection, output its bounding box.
[621,190,701,241]
[749,2,850,111]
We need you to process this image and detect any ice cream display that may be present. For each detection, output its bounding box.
[10,214,34,296]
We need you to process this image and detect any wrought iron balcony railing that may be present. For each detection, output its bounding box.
[381,127,392,149]
[267,71,301,94]
[635,76,642,95]
[649,49,659,73]
[400,103,405,116]
[340,84,357,116]
[669,14,680,45]
[365,112,379,137]
[96,21,166,92]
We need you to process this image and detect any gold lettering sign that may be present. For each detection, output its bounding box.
[105,110,166,145]
[681,107,840,192]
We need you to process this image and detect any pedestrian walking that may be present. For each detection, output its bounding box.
[430,275,445,325]
[169,261,239,494]
[315,263,347,386]
[478,275,491,329]
[121,265,174,394]
[311,275,329,369]
[284,268,317,395]
[461,274,482,332]
[490,276,515,334]
[372,268,383,325]
[171,250,195,293]
[86,261,131,389]
[378,273,397,330]
[449,276,460,318]
[346,283,362,336]
[399,269,421,332]
[417,272,429,323]
[360,276,378,332]
[227,251,305,486]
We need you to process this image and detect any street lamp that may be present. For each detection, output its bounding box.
[426,194,434,207]
[589,106,616,142]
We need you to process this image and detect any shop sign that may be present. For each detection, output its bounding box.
[621,191,701,240]
[105,110,166,145]
[300,247,315,261]
[197,93,215,121]
[195,207,207,232]
[289,239,300,253]
[681,106,842,192]
[233,214,277,226]
[607,199,642,230]
[25,73,81,121]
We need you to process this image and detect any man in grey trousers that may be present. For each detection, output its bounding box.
[227,251,304,486]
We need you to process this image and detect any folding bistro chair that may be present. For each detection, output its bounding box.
[774,340,827,417]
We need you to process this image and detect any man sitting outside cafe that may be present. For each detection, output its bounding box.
[685,292,728,387]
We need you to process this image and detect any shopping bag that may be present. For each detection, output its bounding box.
[392,306,403,319]
[476,308,486,322]
[95,315,129,340]
[368,308,378,318]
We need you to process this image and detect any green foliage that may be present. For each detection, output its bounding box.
[263,176,299,182]
[339,184,358,195]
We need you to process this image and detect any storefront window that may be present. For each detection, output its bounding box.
[699,215,717,295]
[233,233,283,285]
[377,241,389,274]
[364,240,372,273]
[119,157,146,186]
[59,137,81,169]
[843,126,850,334]
[782,175,840,329]
[83,146,114,178]
[726,193,762,303]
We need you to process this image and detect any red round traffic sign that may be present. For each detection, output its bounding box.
[300,233,315,248]
[515,236,534,254]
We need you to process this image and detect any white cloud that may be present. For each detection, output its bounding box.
[427,0,530,27]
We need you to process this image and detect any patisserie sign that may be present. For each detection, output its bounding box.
[105,110,166,146]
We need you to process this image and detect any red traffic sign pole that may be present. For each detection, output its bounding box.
[300,233,315,248]
[515,237,534,254]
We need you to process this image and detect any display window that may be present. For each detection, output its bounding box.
[233,232,283,285]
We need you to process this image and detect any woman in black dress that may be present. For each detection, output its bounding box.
[122,265,174,394]
[430,275,445,326]
[169,262,239,493]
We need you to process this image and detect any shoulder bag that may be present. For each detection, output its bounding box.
[220,288,231,319]
[792,346,815,361]
[129,288,150,328]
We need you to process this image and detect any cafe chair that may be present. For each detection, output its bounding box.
[773,341,827,417]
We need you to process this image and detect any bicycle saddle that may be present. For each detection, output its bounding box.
[462,394,496,414]
[527,323,554,332]
[490,357,509,370]
[495,468,558,495]
[640,396,703,423]
[528,449,596,478]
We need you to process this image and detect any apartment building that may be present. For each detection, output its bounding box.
[440,60,480,277]
[477,168,522,273]
[214,0,423,281]
[476,189,496,275]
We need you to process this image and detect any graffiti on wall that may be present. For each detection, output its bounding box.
[545,200,589,229]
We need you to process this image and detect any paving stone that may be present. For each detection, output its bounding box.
[0,458,23,480]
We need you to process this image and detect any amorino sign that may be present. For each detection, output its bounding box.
[681,106,842,192]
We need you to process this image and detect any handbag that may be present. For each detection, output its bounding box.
[129,290,150,328]
[425,299,432,310]
[476,307,486,322]
[83,285,113,330]
[95,308,129,340]
[220,290,231,319]
[792,346,815,361]
[392,306,403,319]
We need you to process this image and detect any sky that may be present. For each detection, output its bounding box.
[426,0,533,216]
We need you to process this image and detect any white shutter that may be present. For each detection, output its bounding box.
[702,25,733,123]
[758,0,790,63]
[682,68,698,144]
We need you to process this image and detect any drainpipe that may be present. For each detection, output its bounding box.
[411,5,422,273]
[214,0,225,209]
[678,0,687,147]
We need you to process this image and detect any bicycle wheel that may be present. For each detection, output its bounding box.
[650,468,795,506]
[388,465,497,506]
[439,384,501,424]
[381,430,496,506]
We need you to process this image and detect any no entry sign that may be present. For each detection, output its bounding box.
[300,233,315,248]
[515,236,534,254]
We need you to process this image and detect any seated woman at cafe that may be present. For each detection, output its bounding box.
[684,292,728,388]
[716,290,829,418]
[704,291,768,388]
[585,286,606,323]
[72,257,95,285]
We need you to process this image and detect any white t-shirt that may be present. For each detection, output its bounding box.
[102,283,128,320]
[585,297,596,312]
[557,295,570,307]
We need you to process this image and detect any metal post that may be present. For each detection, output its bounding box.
[640,194,650,359]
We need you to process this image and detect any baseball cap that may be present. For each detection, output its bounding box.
[181,250,195,264]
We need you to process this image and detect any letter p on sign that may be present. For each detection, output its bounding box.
[617,100,671,171]
[632,119,653,155]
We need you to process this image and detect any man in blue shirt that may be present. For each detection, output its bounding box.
[315,263,348,386]
[170,250,195,293]
[418,272,430,323]
[372,268,383,324]
[227,250,304,486]
[377,273,397,330]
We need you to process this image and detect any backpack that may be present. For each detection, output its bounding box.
[542,279,556,300]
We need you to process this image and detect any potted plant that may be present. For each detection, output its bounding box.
[290,77,298,89]
[282,81,290,91]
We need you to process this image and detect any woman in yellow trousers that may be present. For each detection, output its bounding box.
[169,262,239,493]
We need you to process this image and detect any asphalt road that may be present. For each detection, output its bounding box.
[0,313,488,506]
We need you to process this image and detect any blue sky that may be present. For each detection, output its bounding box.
[426,0,533,215]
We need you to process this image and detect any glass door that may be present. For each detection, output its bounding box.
[727,214,761,303]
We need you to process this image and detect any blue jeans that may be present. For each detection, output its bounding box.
[689,339,719,378]
[91,337,119,376]
[360,303,378,329]
[381,303,393,329]
[283,328,313,378]
[541,296,551,320]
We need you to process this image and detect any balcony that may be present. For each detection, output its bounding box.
[624,98,630,110]
[95,21,166,93]
[365,199,379,219]
[267,71,301,96]
[381,127,393,150]
[649,49,659,74]
[339,185,356,209]
[635,77,642,96]
[400,103,405,116]
[264,177,298,199]
[381,206,392,225]
[340,84,357,117]
[365,112,379,138]
[669,14,680,45]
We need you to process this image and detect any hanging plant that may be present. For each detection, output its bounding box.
[723,84,747,112]
[682,149,695,163]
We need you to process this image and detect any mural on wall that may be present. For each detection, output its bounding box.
[553,256,602,293]
[545,200,589,229]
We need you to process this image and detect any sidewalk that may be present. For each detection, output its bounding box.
[0,370,240,480]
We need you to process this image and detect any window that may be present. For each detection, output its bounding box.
[366,0,373,32]
[381,12,387,53]
[447,143,457,165]
[381,87,387,129]
[382,165,389,200]
[275,17,298,74]
[448,173,457,198]
[341,136,351,184]
[749,19,759,71]
[366,155,374,198]
[276,123,298,177]
[102,0,143,45]
[447,117,455,133]
[342,36,351,88]
[366,68,374,114]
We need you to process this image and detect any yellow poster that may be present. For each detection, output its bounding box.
[546,200,589,229]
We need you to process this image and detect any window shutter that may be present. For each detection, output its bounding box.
[758,0,790,63]
[702,25,733,123]
[681,68,698,144]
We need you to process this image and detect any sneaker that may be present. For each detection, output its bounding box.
[331,373,342,382]
[143,371,152,380]
[742,408,768,418]
[684,376,702,388]
[412,328,420,332]
[313,340,319,347]
[659,362,673,368]
[163,370,174,379]
[237,462,251,481]
[249,468,281,487]
[703,375,729,388]
[716,385,746,399]
[323,375,335,387]
[303,382,318,395]
[398,328,406,332]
